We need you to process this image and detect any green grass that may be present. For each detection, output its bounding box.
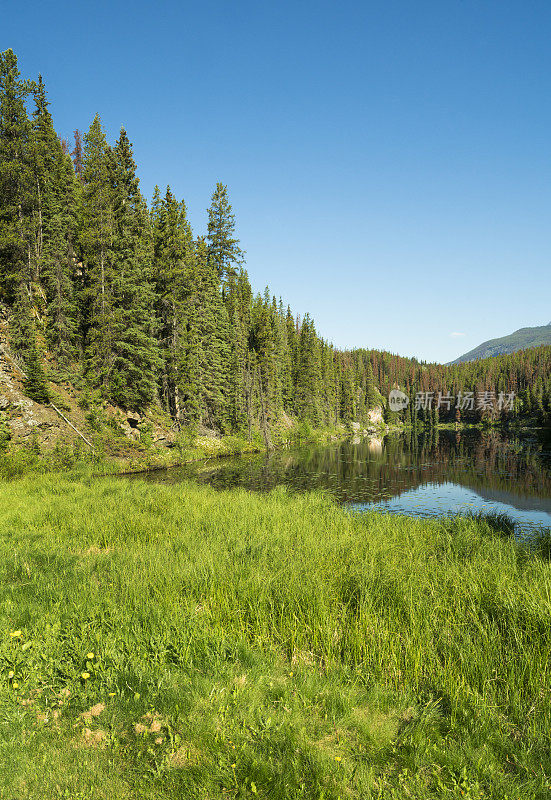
[1,475,550,798]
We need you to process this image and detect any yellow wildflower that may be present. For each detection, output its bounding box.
[335,756,342,762]
[8,670,14,679]
[9,631,21,638]
[87,652,95,660]
[81,672,90,680]
[12,681,19,689]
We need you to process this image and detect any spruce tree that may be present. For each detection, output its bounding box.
[9,283,35,358]
[0,49,34,308]
[24,335,50,403]
[80,114,116,392]
[152,187,193,421]
[185,237,230,428]
[108,128,160,408]
[250,290,278,423]
[295,315,322,423]
[225,273,249,430]
[31,75,80,363]
[42,150,80,364]
[340,361,356,422]
[365,360,377,409]
[206,182,244,283]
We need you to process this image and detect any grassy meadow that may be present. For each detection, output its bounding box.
[1,474,551,799]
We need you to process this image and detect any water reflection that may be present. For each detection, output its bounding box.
[134,429,551,534]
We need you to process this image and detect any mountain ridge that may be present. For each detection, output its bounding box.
[450,322,551,364]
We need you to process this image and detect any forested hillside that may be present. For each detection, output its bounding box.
[450,322,551,364]
[349,346,551,425]
[0,50,379,437]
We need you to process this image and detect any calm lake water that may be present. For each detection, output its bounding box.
[136,429,551,535]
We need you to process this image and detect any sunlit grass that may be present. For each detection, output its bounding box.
[1,474,550,798]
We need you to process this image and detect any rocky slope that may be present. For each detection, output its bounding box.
[0,318,178,456]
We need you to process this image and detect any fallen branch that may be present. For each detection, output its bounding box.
[49,403,95,451]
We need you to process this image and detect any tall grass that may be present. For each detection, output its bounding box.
[463,510,517,537]
[0,475,550,798]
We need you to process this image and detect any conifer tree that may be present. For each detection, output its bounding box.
[31,76,80,363]
[9,283,35,358]
[0,49,34,308]
[42,150,80,364]
[365,360,377,409]
[321,342,338,423]
[80,114,116,390]
[340,360,356,422]
[30,75,53,282]
[225,272,251,430]
[23,335,50,403]
[152,187,193,420]
[185,237,230,427]
[108,128,160,408]
[295,315,322,423]
[206,182,244,283]
[250,290,278,422]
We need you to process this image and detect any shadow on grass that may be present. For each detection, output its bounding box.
[463,510,517,537]
[460,509,551,562]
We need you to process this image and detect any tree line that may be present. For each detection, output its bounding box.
[0,50,380,435]
[348,346,551,425]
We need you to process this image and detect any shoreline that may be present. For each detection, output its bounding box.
[0,418,546,482]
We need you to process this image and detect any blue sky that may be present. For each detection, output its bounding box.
[4,0,550,362]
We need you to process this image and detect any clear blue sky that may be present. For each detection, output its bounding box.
[4,0,550,363]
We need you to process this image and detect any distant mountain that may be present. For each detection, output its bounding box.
[450,323,551,364]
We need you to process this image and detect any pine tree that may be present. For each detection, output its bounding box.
[321,342,338,424]
[206,182,244,283]
[31,75,80,363]
[295,315,322,423]
[250,290,278,423]
[30,75,53,284]
[340,360,356,422]
[225,272,250,430]
[365,360,377,409]
[185,238,230,427]
[24,335,49,403]
[80,114,116,392]
[9,283,35,358]
[152,187,193,421]
[42,150,80,364]
[0,49,34,308]
[108,128,160,408]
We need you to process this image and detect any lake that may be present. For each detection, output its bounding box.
[134,428,551,536]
